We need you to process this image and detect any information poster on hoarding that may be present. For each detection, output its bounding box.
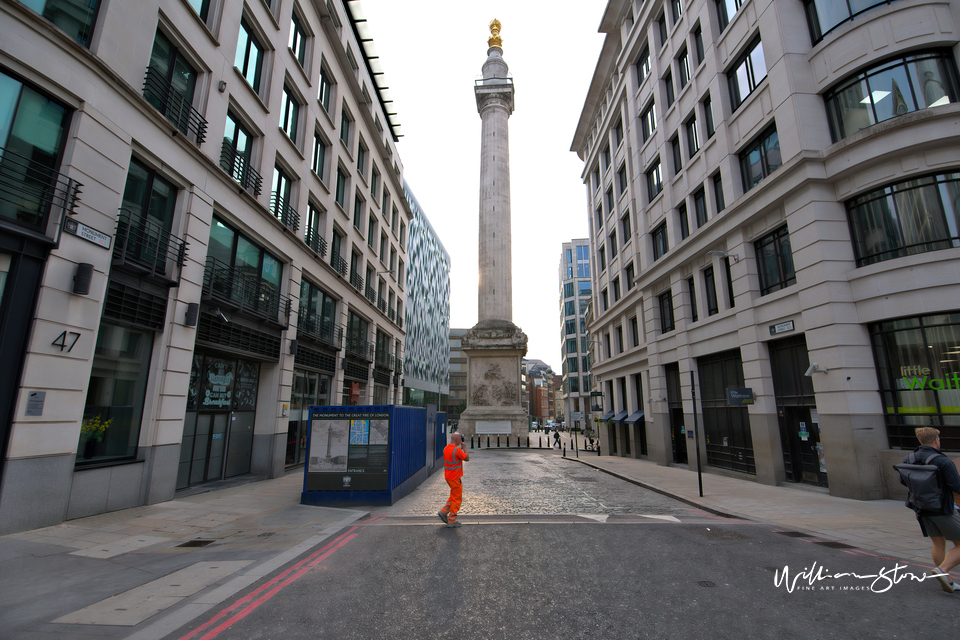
[306,411,390,491]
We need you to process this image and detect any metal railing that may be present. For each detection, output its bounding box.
[396,313,403,329]
[365,284,377,304]
[377,294,387,314]
[202,256,292,328]
[387,306,395,321]
[112,209,187,286]
[297,306,343,347]
[0,145,82,233]
[375,348,393,370]
[220,141,263,197]
[305,227,327,257]
[330,251,348,277]
[350,270,364,292]
[143,66,207,145]
[345,334,375,361]
[270,192,299,232]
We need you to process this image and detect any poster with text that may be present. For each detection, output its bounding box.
[305,411,390,491]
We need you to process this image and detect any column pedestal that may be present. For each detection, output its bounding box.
[457,320,528,439]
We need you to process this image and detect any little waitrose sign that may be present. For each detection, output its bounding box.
[900,365,960,391]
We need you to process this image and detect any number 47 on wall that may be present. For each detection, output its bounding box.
[52,331,81,353]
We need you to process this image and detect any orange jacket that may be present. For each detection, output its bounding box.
[443,444,467,480]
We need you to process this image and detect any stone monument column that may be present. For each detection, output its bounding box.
[457,20,529,440]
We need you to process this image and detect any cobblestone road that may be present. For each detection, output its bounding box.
[374,447,695,517]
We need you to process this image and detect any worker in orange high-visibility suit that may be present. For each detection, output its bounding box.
[438,432,470,528]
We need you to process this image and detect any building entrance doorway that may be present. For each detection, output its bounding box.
[769,335,826,487]
[177,354,259,490]
[665,363,687,464]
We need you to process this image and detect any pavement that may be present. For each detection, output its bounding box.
[0,432,949,639]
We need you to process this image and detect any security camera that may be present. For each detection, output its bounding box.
[804,363,827,376]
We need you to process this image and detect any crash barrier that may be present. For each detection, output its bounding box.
[466,434,600,456]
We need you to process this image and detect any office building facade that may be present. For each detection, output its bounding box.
[559,239,596,431]
[572,0,960,499]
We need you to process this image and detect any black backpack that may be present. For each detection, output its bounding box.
[894,451,945,514]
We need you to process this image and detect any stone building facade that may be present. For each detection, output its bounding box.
[572,0,960,499]
[0,0,411,534]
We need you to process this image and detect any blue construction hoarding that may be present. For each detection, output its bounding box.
[301,405,446,507]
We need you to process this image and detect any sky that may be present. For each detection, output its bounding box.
[359,1,609,372]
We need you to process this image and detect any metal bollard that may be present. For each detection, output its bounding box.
[486,436,490,448]
[526,436,530,448]
[497,436,500,448]
[562,444,566,458]
[470,436,474,449]
[597,444,601,456]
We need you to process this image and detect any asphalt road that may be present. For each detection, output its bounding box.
[160,451,960,640]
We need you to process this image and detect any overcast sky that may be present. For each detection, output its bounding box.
[360,1,608,372]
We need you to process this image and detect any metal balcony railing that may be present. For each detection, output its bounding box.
[345,334,375,361]
[305,227,327,257]
[350,270,364,292]
[396,313,403,329]
[377,294,387,314]
[375,348,393,370]
[387,306,395,321]
[112,209,187,286]
[202,256,292,328]
[297,306,343,347]
[365,284,377,304]
[0,145,82,234]
[330,251,347,277]
[220,141,263,197]
[143,66,207,145]
[270,192,299,232]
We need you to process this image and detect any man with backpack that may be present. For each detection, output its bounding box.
[899,427,960,593]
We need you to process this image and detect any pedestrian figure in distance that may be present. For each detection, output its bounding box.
[553,430,561,449]
[438,432,469,528]
[903,427,960,592]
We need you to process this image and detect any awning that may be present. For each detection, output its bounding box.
[599,410,615,421]
[624,411,645,424]
[613,411,629,423]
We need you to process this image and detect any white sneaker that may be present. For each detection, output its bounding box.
[931,567,955,593]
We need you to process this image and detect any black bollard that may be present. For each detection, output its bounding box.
[526,436,530,448]
[470,436,474,449]
[486,436,490,448]
[562,444,566,458]
[497,436,500,448]
[597,444,601,456]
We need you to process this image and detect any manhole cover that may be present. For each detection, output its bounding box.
[697,581,716,587]
[176,539,215,548]
[815,541,856,549]
[776,531,810,538]
[680,526,749,541]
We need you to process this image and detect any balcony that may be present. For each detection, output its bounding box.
[0,144,82,239]
[345,334,375,361]
[387,306,395,322]
[375,349,393,371]
[143,66,207,145]
[350,270,364,292]
[396,314,403,329]
[202,256,292,329]
[377,294,387,314]
[270,192,299,232]
[305,227,327,257]
[330,251,347,277]
[112,209,187,287]
[297,306,343,348]
[365,284,377,304]
[220,141,262,197]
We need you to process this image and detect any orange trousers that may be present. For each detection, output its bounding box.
[441,477,463,521]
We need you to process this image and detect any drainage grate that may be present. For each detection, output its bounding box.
[697,581,716,587]
[776,531,811,538]
[176,539,215,548]
[570,477,599,482]
[815,541,856,549]
[680,526,750,541]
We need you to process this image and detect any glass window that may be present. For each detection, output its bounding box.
[299,278,337,340]
[578,280,592,297]
[659,289,675,333]
[207,216,282,303]
[336,167,347,208]
[564,282,575,298]
[805,0,901,44]
[653,223,668,260]
[729,37,767,110]
[598,245,606,272]
[602,288,609,311]
[703,93,715,138]
[625,263,635,291]
[847,172,960,266]
[615,118,624,147]
[280,84,300,142]
[630,317,640,346]
[740,124,781,192]
[637,46,651,85]
[119,158,177,264]
[704,266,719,315]
[340,107,352,147]
[658,13,668,46]
[0,70,70,229]
[641,101,657,142]
[717,0,744,32]
[357,137,367,178]
[79,323,154,465]
[679,203,689,240]
[678,47,691,88]
[824,51,959,142]
[647,159,663,201]
[613,276,621,302]
[671,0,683,22]
[664,70,675,107]
[686,115,700,157]
[694,25,705,65]
[671,136,682,174]
[694,188,708,227]
[724,257,736,308]
[290,12,307,68]
[755,225,796,295]
[618,164,628,195]
[713,172,726,212]
[222,111,255,191]
[25,0,101,47]
[313,131,328,180]
[353,192,364,229]
[688,276,698,322]
[319,65,333,112]
[236,19,264,93]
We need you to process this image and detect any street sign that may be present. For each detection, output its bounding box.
[590,391,603,396]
